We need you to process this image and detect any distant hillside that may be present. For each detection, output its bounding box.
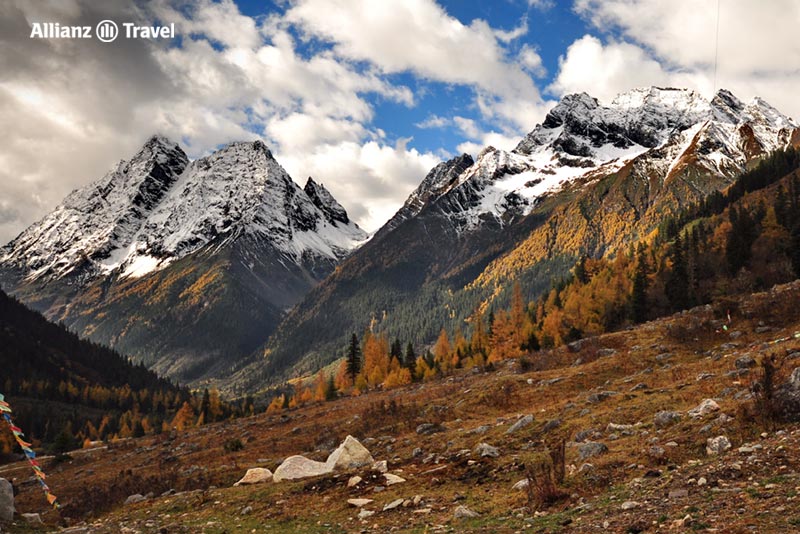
[0,288,189,451]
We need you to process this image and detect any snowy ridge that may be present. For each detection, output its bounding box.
[423,87,797,231]
[2,138,367,282]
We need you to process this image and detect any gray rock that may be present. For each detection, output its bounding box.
[416,423,446,435]
[621,501,640,510]
[578,441,608,460]
[383,498,404,511]
[606,423,634,432]
[655,352,673,362]
[567,339,587,353]
[474,442,500,458]
[326,435,374,470]
[706,435,732,455]
[240,506,253,515]
[453,505,480,519]
[0,478,13,522]
[597,348,617,357]
[654,411,681,428]
[735,355,756,369]
[688,399,720,418]
[574,429,595,443]
[466,425,490,435]
[512,478,530,491]
[587,391,618,403]
[383,473,406,486]
[631,383,649,391]
[372,460,388,473]
[358,509,375,519]
[542,419,562,433]
[273,455,331,481]
[790,367,800,389]
[348,498,373,508]
[125,493,146,505]
[668,488,689,499]
[506,414,534,434]
[648,446,666,459]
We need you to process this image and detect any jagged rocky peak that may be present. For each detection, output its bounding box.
[0,134,188,281]
[376,153,474,237]
[2,136,368,283]
[304,178,349,224]
[402,87,797,233]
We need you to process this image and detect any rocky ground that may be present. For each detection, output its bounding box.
[3,281,800,533]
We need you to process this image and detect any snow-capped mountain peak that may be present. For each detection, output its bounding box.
[2,138,367,282]
[414,87,797,232]
[304,177,350,225]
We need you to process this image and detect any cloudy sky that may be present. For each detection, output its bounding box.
[1,0,798,243]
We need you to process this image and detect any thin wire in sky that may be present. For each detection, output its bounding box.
[713,0,721,92]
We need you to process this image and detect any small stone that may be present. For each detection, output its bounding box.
[654,411,681,428]
[735,355,756,369]
[413,494,423,506]
[357,509,375,519]
[474,442,500,458]
[669,488,689,499]
[453,505,480,519]
[416,423,446,435]
[372,460,388,473]
[512,479,530,491]
[125,494,146,505]
[348,498,374,508]
[706,435,732,455]
[698,477,707,486]
[506,414,534,434]
[384,473,406,486]
[240,506,253,515]
[621,501,640,510]
[347,475,363,488]
[383,498,404,511]
[234,467,273,486]
[578,441,608,460]
[688,399,720,418]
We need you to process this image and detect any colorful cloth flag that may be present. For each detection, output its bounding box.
[0,392,60,509]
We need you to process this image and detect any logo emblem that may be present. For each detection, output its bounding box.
[96,20,118,42]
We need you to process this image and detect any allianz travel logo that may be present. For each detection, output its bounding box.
[30,20,175,43]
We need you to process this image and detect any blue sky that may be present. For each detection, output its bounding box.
[2,0,798,242]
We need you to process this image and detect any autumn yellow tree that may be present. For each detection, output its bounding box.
[171,401,196,431]
[361,332,390,388]
[432,328,453,374]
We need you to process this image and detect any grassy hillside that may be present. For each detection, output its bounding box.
[5,279,800,532]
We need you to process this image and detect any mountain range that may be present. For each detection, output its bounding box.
[2,87,798,393]
[0,137,366,384]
